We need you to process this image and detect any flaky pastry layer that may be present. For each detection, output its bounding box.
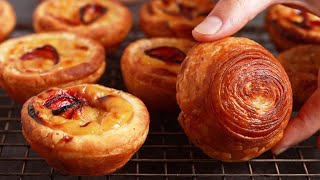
[121,37,195,111]
[177,37,292,161]
[21,84,149,175]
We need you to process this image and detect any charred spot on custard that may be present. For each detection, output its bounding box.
[97,95,116,103]
[293,11,320,29]
[145,46,186,64]
[80,4,107,25]
[20,45,59,64]
[44,92,86,119]
[28,100,41,121]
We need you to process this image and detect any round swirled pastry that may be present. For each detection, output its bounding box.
[21,84,149,175]
[265,5,320,51]
[177,37,293,161]
[0,0,16,41]
[121,38,195,111]
[0,32,106,103]
[33,0,132,53]
[139,0,214,39]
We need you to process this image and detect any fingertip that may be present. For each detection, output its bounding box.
[192,30,219,42]
[192,16,223,42]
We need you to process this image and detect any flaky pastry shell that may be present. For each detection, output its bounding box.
[121,38,195,111]
[278,45,320,111]
[0,32,106,103]
[265,5,320,51]
[139,0,214,39]
[0,0,16,42]
[177,37,293,161]
[33,0,132,53]
[21,84,149,176]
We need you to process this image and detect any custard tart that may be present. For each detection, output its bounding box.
[21,84,149,175]
[139,0,214,39]
[177,37,292,161]
[121,38,195,111]
[33,0,132,53]
[265,5,320,51]
[277,45,320,111]
[0,32,106,103]
[0,0,16,42]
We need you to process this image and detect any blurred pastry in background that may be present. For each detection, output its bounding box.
[33,0,132,53]
[0,0,16,42]
[21,84,149,175]
[139,0,214,40]
[265,5,320,51]
[278,45,320,111]
[0,32,106,103]
[121,38,195,112]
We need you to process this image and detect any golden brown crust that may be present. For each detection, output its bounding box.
[0,32,106,103]
[0,0,16,42]
[177,37,292,161]
[265,5,320,51]
[21,84,149,176]
[33,0,132,53]
[121,38,195,111]
[277,45,320,111]
[139,0,214,40]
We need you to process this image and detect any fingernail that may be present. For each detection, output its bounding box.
[273,147,289,156]
[193,16,222,35]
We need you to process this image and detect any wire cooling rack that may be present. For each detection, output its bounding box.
[0,0,319,179]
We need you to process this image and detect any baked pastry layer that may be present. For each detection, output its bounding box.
[0,32,106,103]
[121,38,195,111]
[21,84,149,175]
[139,0,214,39]
[177,37,292,161]
[33,0,132,53]
[0,0,16,41]
[265,5,320,51]
[278,45,320,110]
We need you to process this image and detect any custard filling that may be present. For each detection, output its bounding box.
[141,46,186,76]
[46,0,108,26]
[4,38,91,73]
[29,89,133,136]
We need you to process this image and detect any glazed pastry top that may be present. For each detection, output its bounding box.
[126,38,195,77]
[0,33,103,74]
[144,0,214,25]
[38,0,128,27]
[28,85,133,136]
[178,37,292,141]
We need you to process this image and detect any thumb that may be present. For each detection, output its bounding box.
[192,0,274,42]
[272,69,320,155]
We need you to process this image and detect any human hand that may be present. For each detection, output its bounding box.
[192,0,320,42]
[192,0,320,155]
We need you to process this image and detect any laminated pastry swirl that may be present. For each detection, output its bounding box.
[177,37,293,161]
[33,0,132,52]
[0,0,16,42]
[265,5,320,51]
[139,0,214,39]
[21,84,149,175]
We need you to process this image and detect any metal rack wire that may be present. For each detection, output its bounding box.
[0,0,319,179]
